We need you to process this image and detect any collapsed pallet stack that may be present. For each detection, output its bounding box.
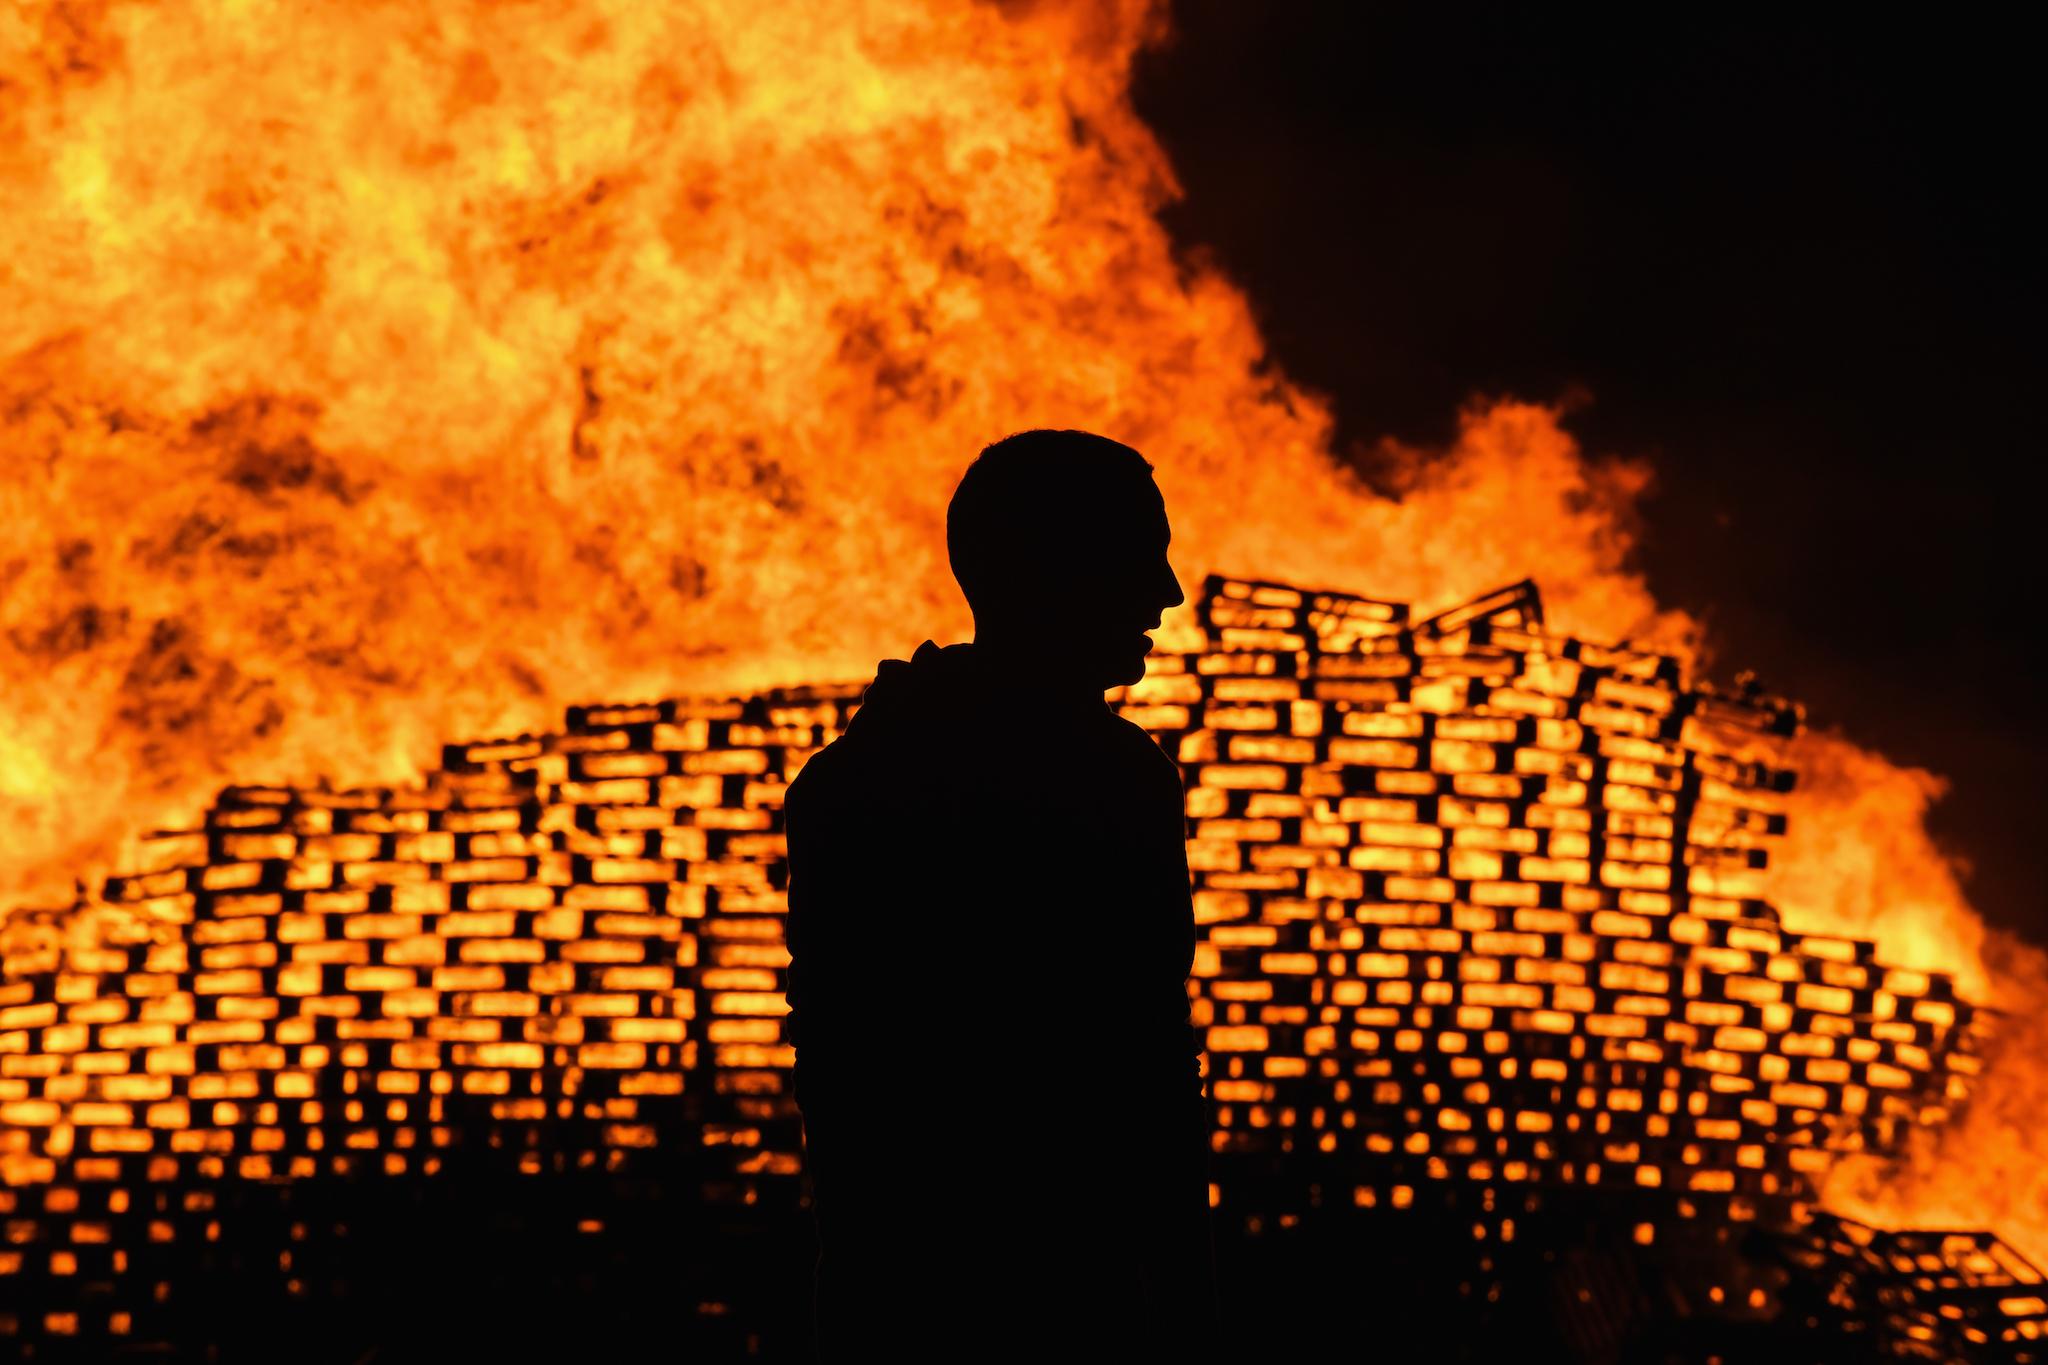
[0,574,2034,1360]
[1783,1214,2048,1360]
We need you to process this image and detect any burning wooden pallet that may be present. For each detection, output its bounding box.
[0,575,2028,1360]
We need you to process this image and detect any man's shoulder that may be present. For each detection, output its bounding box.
[784,735,854,820]
[785,728,908,819]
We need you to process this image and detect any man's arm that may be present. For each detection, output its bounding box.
[784,759,852,1190]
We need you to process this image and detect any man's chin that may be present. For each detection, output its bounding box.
[1059,636,1153,691]
[1104,649,1152,689]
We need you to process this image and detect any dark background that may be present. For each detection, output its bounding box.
[1135,2,2040,944]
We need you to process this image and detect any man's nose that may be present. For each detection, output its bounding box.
[1159,562,1185,611]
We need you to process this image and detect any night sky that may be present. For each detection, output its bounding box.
[1135,3,2040,942]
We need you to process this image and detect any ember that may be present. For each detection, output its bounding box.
[0,574,2035,1360]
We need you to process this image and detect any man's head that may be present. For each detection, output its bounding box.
[947,429,1184,690]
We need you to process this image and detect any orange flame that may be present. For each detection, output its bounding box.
[1,0,2036,1265]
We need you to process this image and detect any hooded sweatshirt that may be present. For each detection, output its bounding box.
[784,639,1215,1359]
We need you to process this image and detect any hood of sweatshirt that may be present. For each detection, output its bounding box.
[840,639,980,749]
[841,639,1111,747]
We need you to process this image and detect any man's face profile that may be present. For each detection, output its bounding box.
[1038,477,1182,689]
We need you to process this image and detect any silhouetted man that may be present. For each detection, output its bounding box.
[784,430,1217,1362]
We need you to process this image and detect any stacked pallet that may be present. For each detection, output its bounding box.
[0,574,2004,1359]
[1127,579,1978,1274]
[0,689,861,1348]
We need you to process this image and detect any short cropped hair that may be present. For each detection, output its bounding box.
[946,429,1157,616]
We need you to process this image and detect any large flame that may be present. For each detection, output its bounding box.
[1,0,2034,1263]
[1775,734,2048,1262]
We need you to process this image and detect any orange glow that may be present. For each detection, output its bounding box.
[0,0,2038,1306]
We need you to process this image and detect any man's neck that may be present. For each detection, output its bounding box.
[968,632,1106,713]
